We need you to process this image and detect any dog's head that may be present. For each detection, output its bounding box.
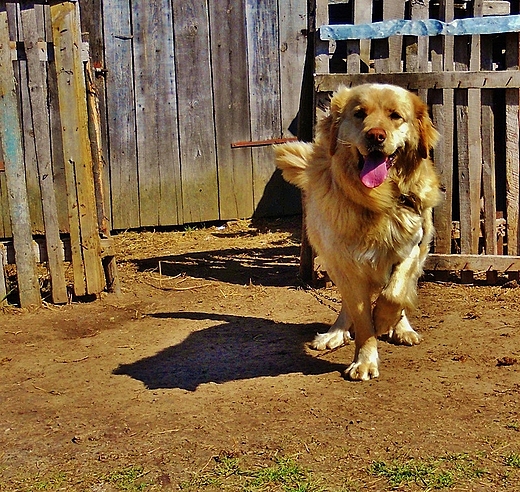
[324,84,438,188]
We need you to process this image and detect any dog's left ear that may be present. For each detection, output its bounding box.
[413,95,439,159]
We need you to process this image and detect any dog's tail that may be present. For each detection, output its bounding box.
[274,141,312,190]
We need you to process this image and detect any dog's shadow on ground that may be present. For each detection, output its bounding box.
[129,245,301,287]
[113,312,345,391]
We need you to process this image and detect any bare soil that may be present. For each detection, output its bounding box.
[1,217,520,491]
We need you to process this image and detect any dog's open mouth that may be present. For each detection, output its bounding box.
[358,151,396,188]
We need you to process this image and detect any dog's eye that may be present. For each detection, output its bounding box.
[390,111,403,120]
[354,109,366,119]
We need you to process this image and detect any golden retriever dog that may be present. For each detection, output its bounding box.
[275,84,442,381]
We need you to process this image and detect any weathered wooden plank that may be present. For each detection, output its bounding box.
[315,0,330,73]
[132,1,182,227]
[279,0,307,138]
[425,254,520,272]
[373,0,405,73]
[20,3,68,303]
[429,1,455,254]
[315,70,520,91]
[14,5,45,235]
[0,6,41,307]
[79,0,112,229]
[463,3,483,254]
[481,33,497,255]
[209,0,254,220]
[0,167,11,238]
[0,243,7,305]
[102,0,139,230]
[51,1,105,295]
[342,0,372,74]
[505,32,520,255]
[407,0,429,102]
[431,88,454,254]
[481,89,497,255]
[247,0,299,216]
[172,0,219,223]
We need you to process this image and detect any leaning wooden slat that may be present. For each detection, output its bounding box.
[0,7,41,307]
[20,4,68,304]
[50,1,105,295]
[85,60,120,296]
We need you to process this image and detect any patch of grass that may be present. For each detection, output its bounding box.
[104,465,150,491]
[179,455,325,491]
[505,453,520,468]
[369,453,487,489]
[506,421,520,432]
[31,472,67,490]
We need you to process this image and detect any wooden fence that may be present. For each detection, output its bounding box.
[299,0,520,282]
[0,1,118,308]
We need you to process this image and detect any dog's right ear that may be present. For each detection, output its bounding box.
[326,86,350,156]
[274,142,311,190]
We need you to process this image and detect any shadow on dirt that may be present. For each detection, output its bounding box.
[130,246,301,287]
[113,312,345,391]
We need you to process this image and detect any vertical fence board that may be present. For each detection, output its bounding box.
[432,0,455,254]
[247,0,298,216]
[0,171,11,238]
[173,0,219,224]
[132,1,181,227]
[279,0,307,138]
[209,0,254,220]
[102,0,139,230]
[505,31,520,255]
[20,4,68,303]
[51,1,105,295]
[0,7,41,307]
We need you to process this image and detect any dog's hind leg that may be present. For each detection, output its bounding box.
[311,304,353,350]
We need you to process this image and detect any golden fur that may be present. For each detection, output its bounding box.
[275,84,442,380]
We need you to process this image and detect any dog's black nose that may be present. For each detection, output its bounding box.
[367,127,387,144]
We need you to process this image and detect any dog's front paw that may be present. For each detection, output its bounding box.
[311,329,351,351]
[388,316,422,346]
[345,359,379,381]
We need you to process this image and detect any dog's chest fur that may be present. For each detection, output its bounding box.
[306,187,426,275]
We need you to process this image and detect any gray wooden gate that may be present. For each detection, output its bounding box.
[80,0,307,230]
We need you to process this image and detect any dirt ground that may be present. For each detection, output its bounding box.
[1,217,520,491]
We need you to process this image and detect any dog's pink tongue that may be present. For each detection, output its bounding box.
[360,152,390,188]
